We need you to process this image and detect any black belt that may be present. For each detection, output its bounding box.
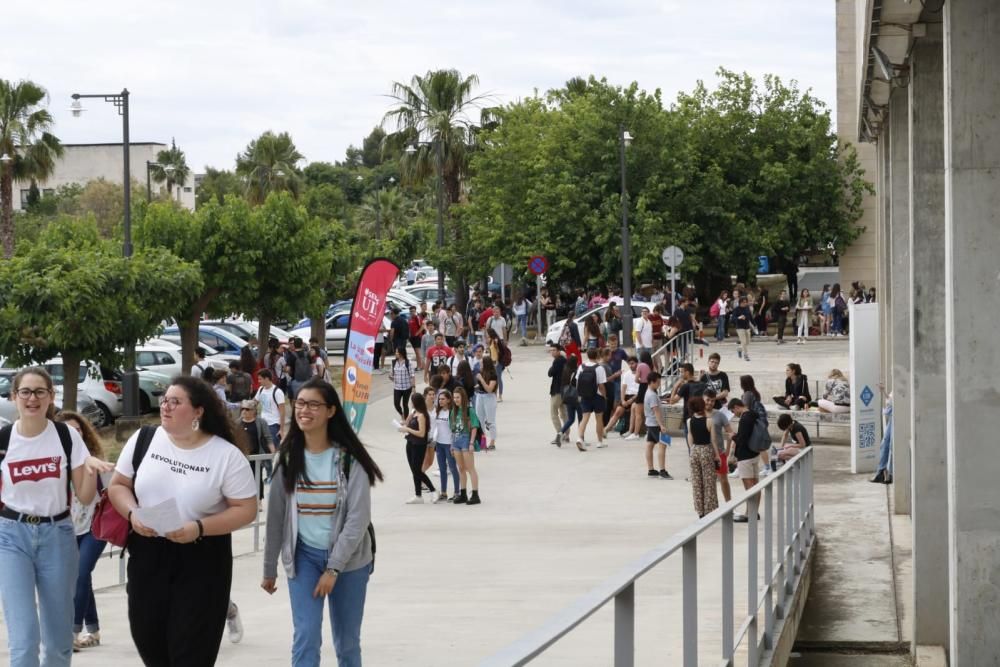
[0,508,70,524]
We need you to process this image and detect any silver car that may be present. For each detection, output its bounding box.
[0,371,104,428]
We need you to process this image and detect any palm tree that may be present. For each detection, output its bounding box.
[235,131,304,205]
[150,138,190,201]
[359,187,409,240]
[0,79,63,258]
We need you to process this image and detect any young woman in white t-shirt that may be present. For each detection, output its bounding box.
[56,410,114,652]
[108,375,257,666]
[0,368,113,665]
[261,378,384,667]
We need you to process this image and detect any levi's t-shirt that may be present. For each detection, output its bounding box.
[115,427,256,523]
[1,421,88,517]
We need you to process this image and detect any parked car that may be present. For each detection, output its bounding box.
[289,309,392,355]
[143,339,238,373]
[0,370,104,427]
[544,301,655,346]
[38,358,171,425]
[402,284,455,305]
[201,320,294,345]
[162,325,249,356]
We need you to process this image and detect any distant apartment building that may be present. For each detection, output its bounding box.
[11,142,197,211]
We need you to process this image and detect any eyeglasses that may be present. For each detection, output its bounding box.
[240,407,255,412]
[294,400,327,411]
[160,397,187,409]
[16,388,52,400]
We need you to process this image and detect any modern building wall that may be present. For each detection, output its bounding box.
[12,143,196,211]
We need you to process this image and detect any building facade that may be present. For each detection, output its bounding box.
[12,142,196,211]
[836,0,1000,663]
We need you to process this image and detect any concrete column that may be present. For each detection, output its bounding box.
[943,2,1000,662]
[880,130,893,393]
[907,34,948,649]
[888,87,911,513]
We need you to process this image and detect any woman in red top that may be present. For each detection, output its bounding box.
[649,305,665,350]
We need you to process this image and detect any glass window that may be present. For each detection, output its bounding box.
[19,190,31,208]
[155,352,176,365]
[332,314,350,329]
[137,352,158,366]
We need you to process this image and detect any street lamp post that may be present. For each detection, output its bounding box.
[71,89,140,425]
[619,124,635,349]
[406,141,446,298]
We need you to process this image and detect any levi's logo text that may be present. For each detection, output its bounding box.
[9,457,61,483]
[150,452,210,476]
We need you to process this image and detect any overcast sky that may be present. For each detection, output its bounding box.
[3,0,834,172]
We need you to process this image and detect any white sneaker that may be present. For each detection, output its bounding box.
[596,441,607,448]
[624,433,639,441]
[728,469,740,478]
[227,603,243,644]
[405,496,424,504]
[760,467,770,477]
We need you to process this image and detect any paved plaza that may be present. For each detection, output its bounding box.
[0,336,896,666]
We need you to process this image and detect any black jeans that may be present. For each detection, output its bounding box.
[406,443,435,495]
[373,342,384,369]
[126,533,232,667]
[393,388,412,418]
[775,316,787,340]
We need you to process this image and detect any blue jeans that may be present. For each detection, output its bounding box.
[435,443,460,494]
[496,362,505,396]
[832,310,844,334]
[0,517,78,667]
[560,403,582,433]
[877,410,893,473]
[74,531,106,633]
[516,314,527,338]
[288,540,371,667]
[715,316,725,341]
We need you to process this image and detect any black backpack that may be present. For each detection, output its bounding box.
[229,371,252,401]
[0,421,74,510]
[292,350,313,382]
[577,365,598,399]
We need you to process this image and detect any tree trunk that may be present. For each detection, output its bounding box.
[310,310,327,357]
[179,321,201,377]
[257,315,273,356]
[454,274,469,321]
[1,168,14,259]
[61,350,81,413]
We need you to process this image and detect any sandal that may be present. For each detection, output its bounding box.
[74,633,101,649]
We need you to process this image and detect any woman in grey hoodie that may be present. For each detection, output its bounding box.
[261,378,383,667]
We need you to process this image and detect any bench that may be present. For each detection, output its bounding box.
[658,400,850,438]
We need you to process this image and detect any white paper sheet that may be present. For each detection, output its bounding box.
[391,419,402,429]
[133,498,186,536]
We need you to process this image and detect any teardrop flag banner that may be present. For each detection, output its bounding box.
[342,257,400,433]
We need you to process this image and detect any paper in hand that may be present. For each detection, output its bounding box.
[133,498,186,536]
[391,419,403,429]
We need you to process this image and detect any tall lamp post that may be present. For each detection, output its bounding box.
[619,124,635,348]
[71,89,140,425]
[145,161,175,202]
[406,140,445,298]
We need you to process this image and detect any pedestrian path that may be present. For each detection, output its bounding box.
[1,338,858,665]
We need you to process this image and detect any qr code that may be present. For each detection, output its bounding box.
[858,422,877,449]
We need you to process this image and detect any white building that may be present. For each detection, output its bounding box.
[12,142,197,211]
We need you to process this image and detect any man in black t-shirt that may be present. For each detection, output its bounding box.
[776,413,811,462]
[668,363,705,443]
[727,398,759,522]
[699,352,730,410]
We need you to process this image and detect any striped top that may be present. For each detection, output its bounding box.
[296,447,338,550]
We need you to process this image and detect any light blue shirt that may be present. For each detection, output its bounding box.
[295,448,338,550]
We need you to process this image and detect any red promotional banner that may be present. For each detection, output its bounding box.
[342,258,400,432]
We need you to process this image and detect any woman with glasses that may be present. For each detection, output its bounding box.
[108,376,257,666]
[262,378,383,667]
[0,368,112,667]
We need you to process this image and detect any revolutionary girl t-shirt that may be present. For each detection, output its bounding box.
[115,427,256,523]
[1,421,88,517]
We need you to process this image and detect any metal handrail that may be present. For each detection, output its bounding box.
[651,329,695,393]
[480,446,815,667]
[100,453,274,586]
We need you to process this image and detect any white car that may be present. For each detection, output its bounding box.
[290,309,392,355]
[142,339,237,374]
[0,370,105,428]
[201,320,294,345]
[545,301,656,346]
[38,358,172,426]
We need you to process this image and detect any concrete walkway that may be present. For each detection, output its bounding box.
[1,336,863,665]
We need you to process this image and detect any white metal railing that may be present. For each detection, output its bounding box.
[480,446,815,667]
[100,453,273,586]
[651,329,696,391]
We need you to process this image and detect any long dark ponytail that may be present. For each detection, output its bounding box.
[279,377,384,492]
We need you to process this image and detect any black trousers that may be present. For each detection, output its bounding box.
[775,316,787,340]
[393,388,412,418]
[127,533,233,667]
[373,342,384,369]
[406,443,435,495]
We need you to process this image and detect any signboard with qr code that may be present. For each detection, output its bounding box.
[849,302,881,473]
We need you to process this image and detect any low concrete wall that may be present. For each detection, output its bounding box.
[764,537,817,666]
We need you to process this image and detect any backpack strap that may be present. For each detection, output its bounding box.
[53,421,74,509]
[132,425,157,480]
[0,424,12,465]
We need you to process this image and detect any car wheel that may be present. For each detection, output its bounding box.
[95,402,114,427]
[139,392,152,414]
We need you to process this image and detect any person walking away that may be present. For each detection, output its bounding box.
[795,289,812,343]
[726,398,759,522]
[449,388,481,505]
[261,378,383,667]
[390,348,415,419]
[287,337,314,400]
[0,369,112,667]
[556,356,584,450]
[108,376,257,666]
[583,314,603,350]
[547,345,568,445]
[755,289,769,337]
[818,284,832,336]
[398,393,435,503]
[712,290,729,341]
[703,389,733,502]
[731,296,753,361]
[575,348,608,449]
[55,410,114,652]
[830,283,848,336]
[513,294,531,345]
[389,307,410,363]
[474,358,500,451]
[772,290,789,344]
[775,413,811,463]
[773,363,811,410]
[643,373,672,479]
[430,391,460,502]
[686,397,720,518]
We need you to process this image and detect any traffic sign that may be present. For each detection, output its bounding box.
[528,255,549,276]
[661,245,684,268]
[665,272,681,280]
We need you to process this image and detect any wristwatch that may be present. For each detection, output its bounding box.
[325,568,340,577]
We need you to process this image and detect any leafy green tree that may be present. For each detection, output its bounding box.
[0,78,63,258]
[195,167,241,207]
[0,217,201,410]
[134,198,261,371]
[236,131,304,204]
[150,138,190,200]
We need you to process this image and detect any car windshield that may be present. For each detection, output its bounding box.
[0,376,11,397]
